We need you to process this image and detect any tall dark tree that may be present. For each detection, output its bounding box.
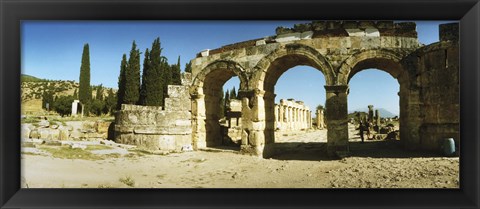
[230,87,237,100]
[161,58,171,106]
[104,89,117,115]
[184,62,192,73]
[117,54,128,109]
[139,48,150,105]
[171,56,182,85]
[123,41,141,104]
[145,38,164,106]
[224,90,230,111]
[79,43,92,113]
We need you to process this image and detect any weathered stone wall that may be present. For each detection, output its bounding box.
[114,73,192,151]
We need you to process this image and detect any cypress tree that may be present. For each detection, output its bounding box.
[185,62,192,73]
[117,54,128,109]
[161,58,171,106]
[171,56,182,85]
[147,38,164,106]
[139,48,150,105]
[79,43,92,113]
[124,41,141,104]
[230,87,237,100]
[224,90,230,110]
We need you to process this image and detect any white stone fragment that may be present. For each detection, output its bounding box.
[200,49,210,57]
[345,29,366,37]
[300,31,314,39]
[275,32,301,43]
[255,39,266,46]
[365,29,380,37]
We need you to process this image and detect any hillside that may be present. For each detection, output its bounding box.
[21,74,116,114]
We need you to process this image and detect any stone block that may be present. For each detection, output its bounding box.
[275,32,301,43]
[21,124,31,139]
[439,23,459,42]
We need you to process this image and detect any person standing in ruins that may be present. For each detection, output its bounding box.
[359,121,365,143]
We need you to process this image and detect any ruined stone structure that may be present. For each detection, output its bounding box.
[189,21,459,157]
[274,99,312,132]
[316,107,326,129]
[114,74,193,151]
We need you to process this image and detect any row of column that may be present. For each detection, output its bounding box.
[274,99,312,131]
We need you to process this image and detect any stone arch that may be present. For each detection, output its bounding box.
[337,49,410,86]
[338,49,411,144]
[251,43,335,91]
[190,60,248,149]
[247,44,334,156]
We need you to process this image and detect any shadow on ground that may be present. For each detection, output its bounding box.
[269,140,444,161]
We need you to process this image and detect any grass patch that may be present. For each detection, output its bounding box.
[38,145,104,160]
[85,145,114,151]
[119,176,135,187]
[21,117,40,124]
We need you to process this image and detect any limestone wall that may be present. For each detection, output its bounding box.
[114,73,192,151]
[401,23,459,151]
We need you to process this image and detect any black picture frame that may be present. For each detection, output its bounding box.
[1,0,479,208]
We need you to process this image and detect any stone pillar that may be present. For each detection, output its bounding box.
[368,105,374,123]
[375,109,380,125]
[71,100,79,116]
[191,94,207,150]
[325,85,349,157]
[239,89,273,157]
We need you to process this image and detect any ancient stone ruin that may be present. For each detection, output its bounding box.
[114,21,459,158]
[114,73,193,151]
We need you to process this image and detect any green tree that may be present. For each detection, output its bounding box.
[90,99,106,116]
[230,87,237,100]
[42,90,54,111]
[161,58,171,106]
[144,38,164,106]
[117,54,128,109]
[73,89,78,99]
[224,90,230,111]
[184,62,192,73]
[79,43,92,114]
[171,56,182,85]
[139,48,150,105]
[53,95,75,116]
[104,89,117,115]
[124,41,141,105]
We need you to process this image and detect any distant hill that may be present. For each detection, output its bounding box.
[348,107,398,118]
[21,74,47,82]
[21,74,117,113]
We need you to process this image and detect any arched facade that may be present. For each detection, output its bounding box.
[187,21,459,157]
[190,60,248,149]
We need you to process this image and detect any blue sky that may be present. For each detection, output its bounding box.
[22,21,456,115]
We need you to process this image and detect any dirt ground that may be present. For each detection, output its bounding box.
[21,124,459,188]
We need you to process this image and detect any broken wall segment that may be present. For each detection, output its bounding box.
[114,73,193,151]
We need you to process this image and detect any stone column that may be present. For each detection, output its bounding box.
[325,85,349,157]
[375,109,380,126]
[368,105,374,123]
[239,89,273,157]
[191,94,207,150]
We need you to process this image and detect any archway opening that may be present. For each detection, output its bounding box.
[201,67,243,149]
[262,54,328,158]
[347,57,407,156]
[219,77,241,148]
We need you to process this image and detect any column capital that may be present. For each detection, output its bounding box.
[324,85,349,93]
